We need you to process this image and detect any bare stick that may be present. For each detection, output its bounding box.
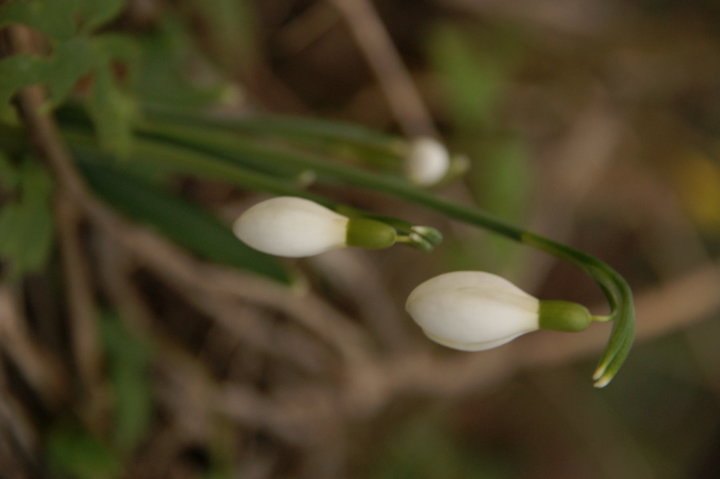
[329,0,438,138]
[110,223,373,366]
[0,287,67,406]
[7,26,105,414]
[54,194,104,398]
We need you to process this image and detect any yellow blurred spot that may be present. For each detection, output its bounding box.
[675,153,720,229]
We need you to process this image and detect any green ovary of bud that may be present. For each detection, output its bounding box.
[345,218,397,250]
[538,301,593,332]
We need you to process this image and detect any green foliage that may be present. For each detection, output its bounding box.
[0,152,18,188]
[428,25,530,270]
[0,0,76,41]
[0,0,123,40]
[101,313,153,455]
[87,59,137,155]
[468,137,531,270]
[0,157,54,279]
[0,1,138,154]
[146,105,405,170]
[179,0,256,72]
[369,413,510,479]
[47,421,121,479]
[45,313,151,476]
[0,0,635,391]
[473,137,530,223]
[45,38,98,107]
[0,54,46,107]
[133,18,227,110]
[429,26,513,130]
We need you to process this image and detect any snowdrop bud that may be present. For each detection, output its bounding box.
[405,271,592,351]
[234,197,349,257]
[405,136,450,186]
[406,271,539,351]
[233,197,398,257]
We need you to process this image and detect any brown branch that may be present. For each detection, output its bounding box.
[308,250,411,351]
[8,24,376,407]
[329,0,438,138]
[8,26,106,418]
[0,286,67,406]
[108,224,374,366]
[54,194,104,396]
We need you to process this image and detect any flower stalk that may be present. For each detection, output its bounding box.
[64,118,636,387]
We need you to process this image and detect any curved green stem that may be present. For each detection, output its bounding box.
[522,233,635,387]
[135,120,637,387]
[144,104,403,150]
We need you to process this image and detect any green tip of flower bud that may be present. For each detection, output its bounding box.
[346,218,397,250]
[410,226,443,246]
[538,301,592,332]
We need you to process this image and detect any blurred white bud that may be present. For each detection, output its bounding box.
[405,271,539,351]
[233,197,349,257]
[404,136,450,186]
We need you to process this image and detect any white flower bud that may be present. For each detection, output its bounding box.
[405,136,450,186]
[233,197,349,257]
[405,271,540,351]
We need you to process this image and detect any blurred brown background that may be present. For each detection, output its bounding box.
[3,0,720,478]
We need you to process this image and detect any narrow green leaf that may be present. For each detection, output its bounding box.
[138,122,310,180]
[145,105,405,164]
[78,160,292,284]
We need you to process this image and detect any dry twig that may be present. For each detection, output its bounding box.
[0,287,66,405]
[329,0,438,137]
